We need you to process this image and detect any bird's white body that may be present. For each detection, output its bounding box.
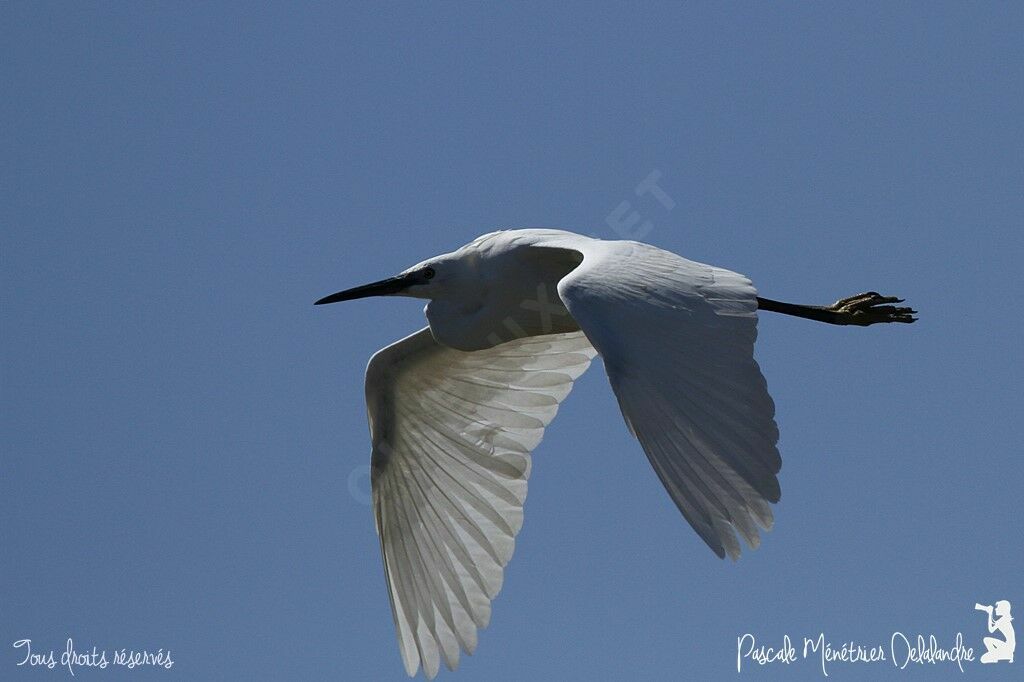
[345,229,780,678]
[411,230,585,350]
[317,229,913,678]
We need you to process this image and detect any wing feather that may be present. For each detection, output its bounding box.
[553,238,781,560]
[367,327,596,678]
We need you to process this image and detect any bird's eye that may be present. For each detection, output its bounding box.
[422,267,436,280]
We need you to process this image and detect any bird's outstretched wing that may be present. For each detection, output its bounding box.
[552,238,781,560]
[366,327,596,678]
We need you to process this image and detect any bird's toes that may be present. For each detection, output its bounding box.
[833,291,881,307]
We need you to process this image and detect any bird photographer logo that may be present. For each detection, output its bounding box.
[736,600,1014,675]
[975,600,1014,664]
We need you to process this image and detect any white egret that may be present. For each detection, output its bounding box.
[315,229,915,678]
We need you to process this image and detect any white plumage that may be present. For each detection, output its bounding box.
[315,228,915,678]
[367,328,595,677]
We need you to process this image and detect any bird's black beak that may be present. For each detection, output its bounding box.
[314,273,419,305]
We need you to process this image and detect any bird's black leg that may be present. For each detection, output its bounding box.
[756,292,917,326]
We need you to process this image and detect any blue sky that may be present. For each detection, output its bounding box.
[2,2,1022,680]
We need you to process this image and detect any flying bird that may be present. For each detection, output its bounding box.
[315,229,916,678]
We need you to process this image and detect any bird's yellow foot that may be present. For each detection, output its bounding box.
[827,292,917,326]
